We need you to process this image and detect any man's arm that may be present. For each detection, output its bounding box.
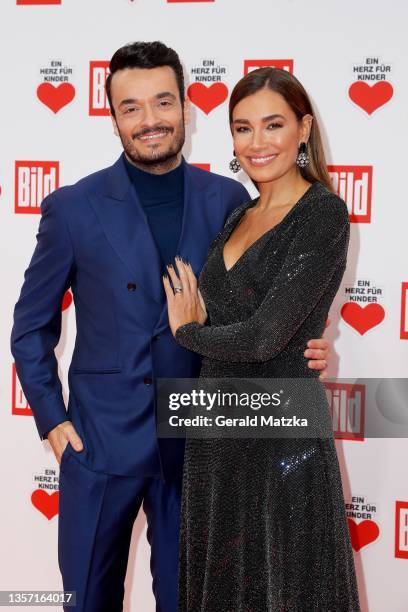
[10,192,79,455]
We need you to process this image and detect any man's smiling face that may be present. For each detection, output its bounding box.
[110,65,190,172]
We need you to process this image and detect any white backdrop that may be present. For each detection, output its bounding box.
[1,1,408,610]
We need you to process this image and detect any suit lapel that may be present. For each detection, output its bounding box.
[87,155,218,331]
[87,154,164,306]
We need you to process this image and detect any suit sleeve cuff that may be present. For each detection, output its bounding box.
[32,395,68,441]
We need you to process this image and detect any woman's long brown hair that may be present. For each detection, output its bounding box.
[229,68,333,192]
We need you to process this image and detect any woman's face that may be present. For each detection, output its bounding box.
[231,87,312,184]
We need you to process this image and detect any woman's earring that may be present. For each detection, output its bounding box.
[296,142,310,168]
[229,151,241,173]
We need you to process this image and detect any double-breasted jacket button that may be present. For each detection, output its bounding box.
[127,282,137,291]
[144,377,153,385]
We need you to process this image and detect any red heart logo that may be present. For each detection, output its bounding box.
[341,302,385,335]
[347,518,379,551]
[62,290,73,311]
[31,490,59,520]
[37,83,76,114]
[187,82,228,114]
[348,81,393,115]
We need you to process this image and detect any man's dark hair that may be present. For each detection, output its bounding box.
[105,41,185,116]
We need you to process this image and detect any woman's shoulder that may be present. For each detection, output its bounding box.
[224,197,256,227]
[303,181,349,227]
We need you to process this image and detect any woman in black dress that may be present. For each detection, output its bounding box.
[163,68,360,611]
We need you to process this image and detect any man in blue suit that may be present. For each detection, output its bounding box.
[11,42,330,611]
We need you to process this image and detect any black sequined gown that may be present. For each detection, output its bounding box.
[175,182,360,611]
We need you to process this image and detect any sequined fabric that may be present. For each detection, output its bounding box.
[175,182,360,611]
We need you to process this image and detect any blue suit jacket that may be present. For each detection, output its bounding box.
[11,153,250,481]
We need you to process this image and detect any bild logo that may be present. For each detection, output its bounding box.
[328,165,372,223]
[324,382,365,441]
[395,501,408,559]
[89,61,110,116]
[244,59,294,75]
[401,283,408,340]
[15,161,59,214]
[17,0,61,4]
[191,163,211,171]
[12,364,32,416]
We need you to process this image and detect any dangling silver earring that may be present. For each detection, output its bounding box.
[296,142,310,168]
[229,151,241,173]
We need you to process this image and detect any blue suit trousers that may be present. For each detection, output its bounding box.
[58,445,182,611]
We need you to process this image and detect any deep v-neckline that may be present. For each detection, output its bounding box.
[222,182,317,274]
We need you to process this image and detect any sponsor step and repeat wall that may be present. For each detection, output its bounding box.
[1,0,407,610]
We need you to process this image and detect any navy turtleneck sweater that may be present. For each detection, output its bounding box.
[124,156,185,272]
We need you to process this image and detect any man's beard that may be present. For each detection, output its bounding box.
[119,121,185,174]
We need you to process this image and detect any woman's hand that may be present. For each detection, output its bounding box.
[163,257,208,337]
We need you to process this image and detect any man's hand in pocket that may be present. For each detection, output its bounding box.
[47,421,83,464]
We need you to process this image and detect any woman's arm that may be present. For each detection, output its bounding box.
[175,196,350,363]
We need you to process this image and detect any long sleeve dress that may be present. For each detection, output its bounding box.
[174,181,360,612]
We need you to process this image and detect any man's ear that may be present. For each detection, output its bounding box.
[111,114,119,137]
[183,96,191,126]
